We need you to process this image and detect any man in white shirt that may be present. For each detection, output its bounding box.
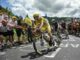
[7,16,17,46]
[0,12,4,51]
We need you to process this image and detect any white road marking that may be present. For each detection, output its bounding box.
[19,43,79,52]
[60,43,80,48]
[44,48,61,58]
[18,35,80,52]
[0,52,6,55]
[71,44,79,48]
[60,43,69,48]
[63,39,75,41]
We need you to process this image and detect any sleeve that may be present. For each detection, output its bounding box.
[37,18,44,29]
[15,21,17,25]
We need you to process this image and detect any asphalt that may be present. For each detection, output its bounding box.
[0,35,80,60]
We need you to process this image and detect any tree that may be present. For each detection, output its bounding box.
[0,5,14,17]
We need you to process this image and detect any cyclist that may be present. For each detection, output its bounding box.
[60,20,69,39]
[24,15,32,43]
[32,13,55,54]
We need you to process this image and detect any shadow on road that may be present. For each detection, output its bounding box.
[21,48,56,59]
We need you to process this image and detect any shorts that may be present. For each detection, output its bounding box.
[7,30,14,36]
[16,28,23,37]
[0,32,3,35]
[2,32,8,37]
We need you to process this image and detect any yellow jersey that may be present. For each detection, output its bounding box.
[33,17,51,33]
[24,17,32,26]
[34,17,50,28]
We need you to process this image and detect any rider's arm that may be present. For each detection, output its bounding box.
[37,19,43,30]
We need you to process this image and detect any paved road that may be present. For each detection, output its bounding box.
[0,35,80,60]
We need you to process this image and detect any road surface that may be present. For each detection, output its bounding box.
[0,35,80,60]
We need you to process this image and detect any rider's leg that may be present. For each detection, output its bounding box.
[47,26,55,46]
[30,29,42,54]
[40,33,44,46]
[54,29,62,46]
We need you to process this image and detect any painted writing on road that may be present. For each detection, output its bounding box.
[60,43,79,48]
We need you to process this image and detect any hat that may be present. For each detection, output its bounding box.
[12,16,16,19]
[33,13,39,17]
